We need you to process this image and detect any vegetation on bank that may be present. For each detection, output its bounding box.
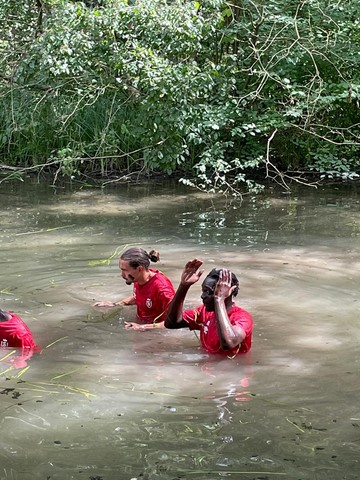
[0,0,359,195]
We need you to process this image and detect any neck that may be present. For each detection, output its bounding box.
[138,269,154,285]
[225,298,235,311]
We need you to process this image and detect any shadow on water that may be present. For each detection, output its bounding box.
[0,178,359,479]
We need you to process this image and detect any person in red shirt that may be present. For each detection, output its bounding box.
[164,259,253,356]
[0,309,41,368]
[0,309,40,351]
[93,247,175,330]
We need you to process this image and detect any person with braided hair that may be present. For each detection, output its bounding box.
[164,259,253,356]
[93,247,175,330]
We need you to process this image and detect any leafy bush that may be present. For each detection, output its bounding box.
[0,0,359,194]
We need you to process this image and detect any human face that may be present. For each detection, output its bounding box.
[201,277,217,312]
[119,259,142,285]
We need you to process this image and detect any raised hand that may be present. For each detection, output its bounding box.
[180,258,204,286]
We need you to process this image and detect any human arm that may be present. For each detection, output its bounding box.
[124,321,165,331]
[93,294,136,307]
[152,276,176,323]
[213,269,245,350]
[164,258,204,329]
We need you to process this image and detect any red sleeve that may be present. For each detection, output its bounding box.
[154,275,175,320]
[229,307,253,354]
[231,308,253,335]
[182,307,203,331]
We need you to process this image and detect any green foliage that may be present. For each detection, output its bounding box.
[0,0,359,194]
[308,146,360,180]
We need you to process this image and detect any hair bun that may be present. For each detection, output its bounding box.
[148,249,160,263]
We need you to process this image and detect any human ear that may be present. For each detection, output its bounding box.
[232,286,239,297]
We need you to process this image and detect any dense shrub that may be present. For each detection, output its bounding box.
[0,0,359,194]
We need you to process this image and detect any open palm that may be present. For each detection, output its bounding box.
[181,258,204,285]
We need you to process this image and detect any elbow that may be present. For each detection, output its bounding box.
[164,316,177,329]
[221,338,240,351]
[164,312,183,329]
[223,331,245,350]
[164,315,173,329]
[225,339,241,350]
[164,301,180,329]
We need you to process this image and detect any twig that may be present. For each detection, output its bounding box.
[15,225,76,236]
[0,350,16,362]
[43,336,69,350]
[286,417,305,433]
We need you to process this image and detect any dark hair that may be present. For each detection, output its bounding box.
[120,247,160,269]
[0,309,11,322]
[205,268,239,297]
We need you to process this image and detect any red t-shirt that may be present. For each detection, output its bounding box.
[133,269,175,323]
[182,304,253,356]
[0,312,40,350]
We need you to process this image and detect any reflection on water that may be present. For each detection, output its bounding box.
[0,347,39,369]
[0,178,359,479]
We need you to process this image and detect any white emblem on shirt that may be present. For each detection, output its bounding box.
[146,298,152,309]
[1,339,8,347]
[203,320,210,335]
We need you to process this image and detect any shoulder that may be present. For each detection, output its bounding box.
[151,269,167,279]
[7,312,23,323]
[229,305,253,325]
[184,304,206,323]
[152,270,174,288]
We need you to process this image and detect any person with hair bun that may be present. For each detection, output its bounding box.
[164,259,253,356]
[93,247,175,330]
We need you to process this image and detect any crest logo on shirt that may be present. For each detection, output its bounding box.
[146,298,152,309]
[1,339,8,347]
[203,320,210,335]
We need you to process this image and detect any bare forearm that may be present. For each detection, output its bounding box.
[214,298,244,350]
[110,295,136,306]
[124,321,165,331]
[93,294,135,307]
[164,284,190,329]
[166,258,203,329]
[118,295,136,306]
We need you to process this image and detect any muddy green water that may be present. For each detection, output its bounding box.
[0,179,359,480]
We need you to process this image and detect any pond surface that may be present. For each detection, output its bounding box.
[0,178,359,480]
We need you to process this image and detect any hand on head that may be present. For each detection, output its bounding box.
[181,259,204,286]
[214,269,237,301]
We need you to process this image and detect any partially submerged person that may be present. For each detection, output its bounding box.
[0,309,40,350]
[0,309,41,367]
[164,259,253,356]
[93,247,175,330]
